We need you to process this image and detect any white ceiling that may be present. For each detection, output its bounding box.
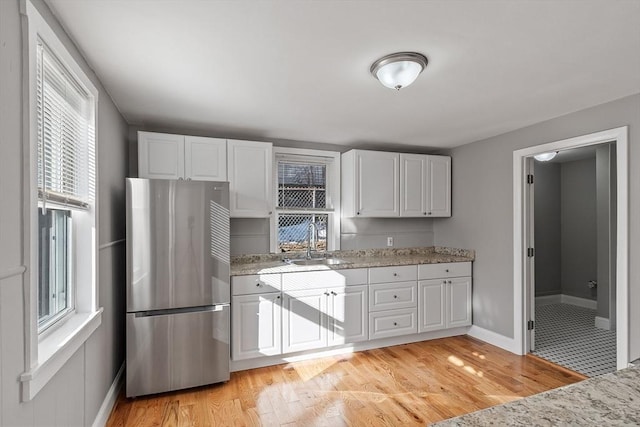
[46,0,640,150]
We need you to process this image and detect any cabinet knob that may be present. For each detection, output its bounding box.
[325,292,330,296]
[186,178,192,181]
[276,295,281,299]
[424,212,427,215]
[393,322,398,326]
[357,212,361,215]
[445,269,449,273]
[269,211,273,215]
[393,273,398,277]
[428,212,432,215]
[178,177,184,181]
[443,280,447,285]
[393,295,398,299]
[448,280,452,284]
[256,283,262,287]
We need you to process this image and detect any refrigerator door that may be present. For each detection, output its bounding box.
[126,179,230,312]
[126,304,230,397]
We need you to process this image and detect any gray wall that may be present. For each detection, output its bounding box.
[0,0,128,425]
[534,162,561,296]
[433,93,640,361]
[560,158,597,300]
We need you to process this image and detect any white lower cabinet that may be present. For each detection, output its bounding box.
[232,293,282,360]
[369,308,417,340]
[447,277,472,328]
[328,285,368,346]
[418,280,446,332]
[283,285,369,353]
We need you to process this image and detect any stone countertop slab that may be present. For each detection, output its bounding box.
[431,365,640,426]
[231,246,474,276]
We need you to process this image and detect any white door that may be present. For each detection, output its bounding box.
[282,289,327,353]
[138,132,184,179]
[447,277,472,328]
[400,154,427,217]
[185,136,227,181]
[328,286,368,346]
[355,150,399,217]
[227,140,273,217]
[426,155,451,217]
[231,293,282,360]
[418,280,446,332]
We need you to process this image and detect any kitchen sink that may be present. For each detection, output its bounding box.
[286,258,352,266]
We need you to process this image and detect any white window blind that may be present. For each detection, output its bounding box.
[36,39,95,210]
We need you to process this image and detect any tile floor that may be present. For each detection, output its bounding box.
[532,303,616,377]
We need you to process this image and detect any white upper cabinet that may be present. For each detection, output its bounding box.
[342,149,451,217]
[227,139,273,218]
[342,150,399,217]
[138,131,227,181]
[184,136,227,181]
[427,155,451,217]
[138,132,185,180]
[400,154,427,217]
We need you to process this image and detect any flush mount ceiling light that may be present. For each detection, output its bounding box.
[534,151,559,161]
[370,52,428,90]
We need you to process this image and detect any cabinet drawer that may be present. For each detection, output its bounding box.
[369,308,417,340]
[232,274,282,295]
[369,282,417,312]
[282,268,367,291]
[418,262,471,280]
[369,265,417,284]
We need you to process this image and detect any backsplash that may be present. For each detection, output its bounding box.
[230,217,435,255]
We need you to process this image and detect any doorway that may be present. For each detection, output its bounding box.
[529,144,616,376]
[512,126,629,371]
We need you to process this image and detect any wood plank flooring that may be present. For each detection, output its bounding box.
[107,336,586,427]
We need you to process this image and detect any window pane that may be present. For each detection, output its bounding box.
[38,208,72,327]
[278,214,328,253]
[277,162,326,208]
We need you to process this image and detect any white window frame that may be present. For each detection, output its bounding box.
[20,0,102,402]
[271,147,341,253]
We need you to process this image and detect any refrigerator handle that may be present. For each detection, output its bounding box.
[134,304,229,318]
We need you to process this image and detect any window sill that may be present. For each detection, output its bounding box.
[20,308,103,402]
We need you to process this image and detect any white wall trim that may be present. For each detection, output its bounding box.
[98,239,125,251]
[513,126,629,370]
[535,294,561,306]
[561,294,597,310]
[535,294,596,309]
[0,265,26,281]
[467,325,520,354]
[595,316,611,330]
[92,363,124,427]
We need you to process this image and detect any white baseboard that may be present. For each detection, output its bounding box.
[535,294,597,310]
[466,325,521,355]
[92,363,124,427]
[535,295,561,306]
[595,316,611,330]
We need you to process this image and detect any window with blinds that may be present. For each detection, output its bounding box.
[36,39,95,210]
[35,39,95,330]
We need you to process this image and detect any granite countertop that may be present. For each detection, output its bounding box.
[431,365,640,426]
[230,246,475,276]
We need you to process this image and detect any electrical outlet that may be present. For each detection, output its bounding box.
[387,237,394,247]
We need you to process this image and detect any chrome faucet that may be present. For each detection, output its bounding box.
[306,221,318,259]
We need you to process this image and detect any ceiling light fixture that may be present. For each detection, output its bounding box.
[370,52,428,90]
[534,151,559,162]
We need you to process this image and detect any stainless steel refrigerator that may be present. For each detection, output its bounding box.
[125,178,230,398]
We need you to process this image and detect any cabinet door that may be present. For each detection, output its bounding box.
[418,280,446,333]
[282,289,327,353]
[400,154,427,217]
[231,293,281,360]
[447,277,472,328]
[185,136,227,181]
[138,132,184,179]
[227,140,273,217]
[328,286,368,346]
[426,155,451,217]
[355,150,399,217]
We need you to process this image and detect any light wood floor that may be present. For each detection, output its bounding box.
[107,336,586,427]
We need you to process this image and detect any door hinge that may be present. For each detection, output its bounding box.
[527,247,534,257]
[528,320,535,330]
[527,174,534,184]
